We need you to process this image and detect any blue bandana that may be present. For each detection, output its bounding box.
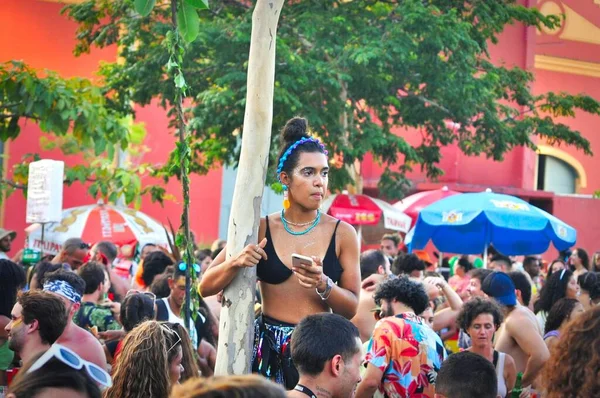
[43,280,82,303]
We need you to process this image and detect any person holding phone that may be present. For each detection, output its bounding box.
[200,117,361,389]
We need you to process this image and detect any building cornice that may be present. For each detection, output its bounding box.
[534,55,600,78]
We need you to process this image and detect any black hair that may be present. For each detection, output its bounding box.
[573,247,590,270]
[381,233,401,246]
[77,262,106,295]
[360,250,387,281]
[578,272,600,297]
[31,261,62,289]
[468,268,493,284]
[18,290,68,345]
[457,297,504,334]
[141,251,174,287]
[0,259,26,317]
[436,351,498,398]
[43,269,86,297]
[523,256,539,269]
[546,259,566,281]
[490,254,512,270]
[95,241,118,263]
[150,273,171,299]
[487,245,498,257]
[534,269,573,314]
[195,248,212,263]
[373,275,429,315]
[457,255,474,273]
[291,313,360,376]
[121,293,156,332]
[544,298,581,335]
[277,117,326,179]
[391,254,425,276]
[590,272,600,302]
[508,271,532,307]
[7,356,101,398]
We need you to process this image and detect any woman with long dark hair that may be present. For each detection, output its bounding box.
[570,247,589,279]
[534,269,579,331]
[542,298,584,351]
[577,272,600,311]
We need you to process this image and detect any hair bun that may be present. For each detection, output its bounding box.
[281,117,309,144]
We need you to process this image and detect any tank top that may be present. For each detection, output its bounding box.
[495,351,507,398]
[256,216,343,285]
[158,298,198,350]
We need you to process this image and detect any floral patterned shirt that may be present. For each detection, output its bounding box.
[366,313,447,397]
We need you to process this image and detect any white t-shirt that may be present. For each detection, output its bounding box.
[0,252,9,260]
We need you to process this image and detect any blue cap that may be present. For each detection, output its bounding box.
[482,272,517,306]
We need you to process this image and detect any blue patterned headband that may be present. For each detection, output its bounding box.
[43,280,82,303]
[276,137,328,181]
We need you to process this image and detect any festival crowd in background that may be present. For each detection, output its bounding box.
[1,117,600,398]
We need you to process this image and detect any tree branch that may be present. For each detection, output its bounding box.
[0,179,26,190]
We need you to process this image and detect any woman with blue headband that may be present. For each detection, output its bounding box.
[200,117,361,389]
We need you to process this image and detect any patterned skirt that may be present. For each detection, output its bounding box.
[252,315,298,389]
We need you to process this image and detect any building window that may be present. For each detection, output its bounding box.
[537,154,577,194]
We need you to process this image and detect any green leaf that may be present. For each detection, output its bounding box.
[174,73,187,89]
[177,2,200,43]
[184,0,208,10]
[134,0,156,17]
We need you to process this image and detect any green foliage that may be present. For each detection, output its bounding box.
[0,61,154,207]
[62,0,598,201]
[134,0,155,17]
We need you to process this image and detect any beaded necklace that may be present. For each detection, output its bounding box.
[281,209,321,235]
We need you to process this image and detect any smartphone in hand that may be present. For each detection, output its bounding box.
[292,253,313,268]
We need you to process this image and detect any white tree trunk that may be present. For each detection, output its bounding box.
[214,0,285,376]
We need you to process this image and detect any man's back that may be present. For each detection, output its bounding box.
[495,305,542,373]
[366,313,447,397]
[57,324,107,369]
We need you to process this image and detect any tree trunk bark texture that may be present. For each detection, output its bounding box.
[214,0,285,376]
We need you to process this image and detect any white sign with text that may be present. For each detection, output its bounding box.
[26,159,64,224]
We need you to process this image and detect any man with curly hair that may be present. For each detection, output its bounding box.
[355,276,447,398]
[391,253,426,279]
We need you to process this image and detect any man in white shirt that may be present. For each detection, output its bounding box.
[0,228,16,260]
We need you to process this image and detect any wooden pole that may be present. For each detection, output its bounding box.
[214,0,285,376]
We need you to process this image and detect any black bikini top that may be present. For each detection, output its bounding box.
[256,216,343,285]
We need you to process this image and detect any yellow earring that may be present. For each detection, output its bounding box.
[283,186,290,209]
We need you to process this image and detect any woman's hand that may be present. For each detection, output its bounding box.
[232,238,268,268]
[293,256,325,290]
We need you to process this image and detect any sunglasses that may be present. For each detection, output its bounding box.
[125,289,156,303]
[178,262,200,274]
[159,323,182,353]
[28,344,112,388]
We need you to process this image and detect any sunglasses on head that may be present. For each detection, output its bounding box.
[178,262,200,274]
[159,323,182,353]
[28,343,112,388]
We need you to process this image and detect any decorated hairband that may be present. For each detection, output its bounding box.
[276,137,329,181]
[43,280,82,304]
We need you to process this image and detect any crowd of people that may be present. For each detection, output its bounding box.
[1,117,600,397]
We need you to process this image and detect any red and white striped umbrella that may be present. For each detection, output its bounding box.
[27,202,170,255]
